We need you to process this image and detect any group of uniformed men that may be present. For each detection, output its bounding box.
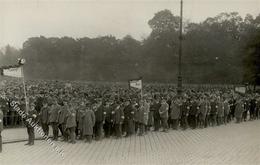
[0,82,260,151]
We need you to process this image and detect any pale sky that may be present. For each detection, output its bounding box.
[0,0,259,48]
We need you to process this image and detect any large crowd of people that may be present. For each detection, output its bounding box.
[0,79,260,146]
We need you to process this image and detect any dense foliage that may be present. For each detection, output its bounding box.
[0,10,259,84]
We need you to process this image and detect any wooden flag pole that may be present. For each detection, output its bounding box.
[21,65,29,113]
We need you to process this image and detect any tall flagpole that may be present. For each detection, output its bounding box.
[177,0,183,95]
[20,62,29,113]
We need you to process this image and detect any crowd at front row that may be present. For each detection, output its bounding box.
[2,89,258,146]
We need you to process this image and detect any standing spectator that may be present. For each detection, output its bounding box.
[57,101,69,141]
[209,97,218,126]
[223,98,230,124]
[82,105,95,143]
[94,99,104,140]
[65,103,77,144]
[217,97,225,126]
[151,98,161,131]
[0,107,3,152]
[103,101,112,138]
[159,98,169,132]
[25,104,37,146]
[235,97,244,123]
[198,97,208,128]
[170,97,182,130]
[48,100,60,141]
[111,101,124,138]
[180,97,190,130]
[39,101,49,136]
[123,99,136,137]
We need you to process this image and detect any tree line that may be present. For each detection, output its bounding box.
[0,10,259,84]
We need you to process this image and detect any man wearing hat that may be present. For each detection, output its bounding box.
[93,99,104,140]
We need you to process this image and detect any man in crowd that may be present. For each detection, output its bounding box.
[25,104,37,146]
[159,98,169,132]
[39,101,49,136]
[48,99,60,141]
[0,107,3,152]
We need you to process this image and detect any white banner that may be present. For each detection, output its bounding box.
[235,86,246,94]
[3,67,23,78]
[129,79,142,89]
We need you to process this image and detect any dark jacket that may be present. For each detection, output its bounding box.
[94,105,104,123]
[48,105,60,123]
[40,106,49,124]
[0,110,3,131]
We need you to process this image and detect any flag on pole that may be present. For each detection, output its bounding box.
[235,86,246,94]
[129,78,142,90]
[1,66,23,78]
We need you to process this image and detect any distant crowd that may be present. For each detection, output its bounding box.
[0,80,260,145]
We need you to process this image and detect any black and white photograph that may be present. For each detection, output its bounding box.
[0,0,260,164]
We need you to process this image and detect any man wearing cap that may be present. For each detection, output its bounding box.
[0,107,3,152]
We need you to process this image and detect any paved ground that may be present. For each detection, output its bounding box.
[1,120,260,165]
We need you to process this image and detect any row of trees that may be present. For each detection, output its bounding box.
[0,10,259,84]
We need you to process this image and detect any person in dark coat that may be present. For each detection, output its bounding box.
[0,97,9,127]
[82,105,95,143]
[198,97,208,128]
[235,98,244,123]
[180,98,190,130]
[25,104,37,146]
[111,101,125,138]
[94,99,104,140]
[103,101,112,138]
[151,98,161,131]
[170,97,182,130]
[57,101,69,141]
[217,97,224,126]
[39,101,49,136]
[123,100,136,137]
[65,102,77,144]
[223,98,230,124]
[48,100,60,140]
[189,98,200,129]
[0,108,3,152]
[209,97,218,127]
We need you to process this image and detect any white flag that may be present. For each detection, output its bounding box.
[129,79,142,89]
[235,86,246,94]
[2,66,23,78]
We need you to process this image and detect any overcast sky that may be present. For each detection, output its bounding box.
[0,0,259,48]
